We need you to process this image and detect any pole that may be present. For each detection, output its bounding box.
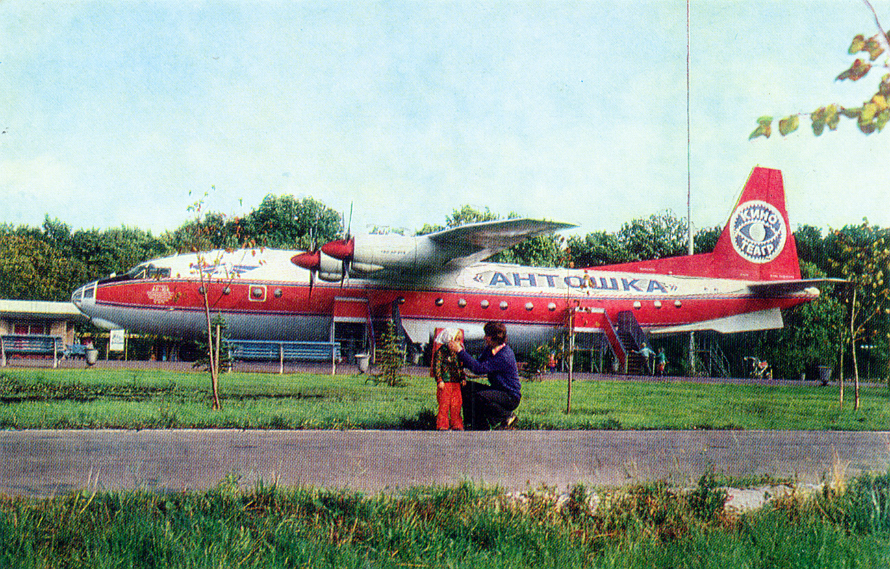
[686,0,696,376]
[567,311,574,414]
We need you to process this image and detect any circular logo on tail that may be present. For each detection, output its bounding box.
[729,200,787,264]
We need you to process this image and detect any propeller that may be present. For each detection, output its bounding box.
[320,203,354,288]
[290,228,320,297]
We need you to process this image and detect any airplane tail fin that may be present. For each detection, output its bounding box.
[596,166,801,281]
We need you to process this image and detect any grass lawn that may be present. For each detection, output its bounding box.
[1,368,888,430]
[3,473,890,568]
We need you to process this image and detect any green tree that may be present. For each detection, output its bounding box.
[176,189,246,410]
[41,215,73,250]
[0,235,89,301]
[374,319,407,387]
[239,195,342,249]
[566,231,628,267]
[794,225,832,274]
[567,211,702,268]
[693,225,722,254]
[751,5,890,137]
[417,205,566,267]
[168,195,342,252]
[168,211,241,252]
[495,233,567,267]
[756,261,846,380]
[617,210,689,261]
[830,222,890,408]
[69,227,173,281]
[446,205,500,228]
[416,205,500,236]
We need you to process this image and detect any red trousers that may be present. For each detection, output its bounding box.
[436,382,464,430]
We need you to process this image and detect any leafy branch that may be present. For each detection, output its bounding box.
[751,1,890,138]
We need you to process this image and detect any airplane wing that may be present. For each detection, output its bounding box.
[746,278,847,297]
[426,218,577,268]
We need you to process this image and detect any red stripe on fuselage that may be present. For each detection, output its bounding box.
[94,278,813,332]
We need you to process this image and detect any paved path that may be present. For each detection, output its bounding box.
[2,430,889,497]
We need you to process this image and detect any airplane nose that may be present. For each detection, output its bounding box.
[71,281,97,309]
[71,285,84,306]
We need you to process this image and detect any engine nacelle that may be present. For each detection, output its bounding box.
[322,234,451,273]
[291,250,348,277]
[317,271,344,282]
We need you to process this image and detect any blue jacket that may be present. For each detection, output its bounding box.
[458,345,522,401]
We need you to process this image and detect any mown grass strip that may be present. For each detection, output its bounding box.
[1,368,888,431]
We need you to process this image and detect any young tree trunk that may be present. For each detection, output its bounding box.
[202,287,221,410]
[214,323,222,398]
[838,334,844,408]
[852,288,860,411]
[566,316,574,414]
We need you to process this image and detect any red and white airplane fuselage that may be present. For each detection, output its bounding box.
[71,167,826,352]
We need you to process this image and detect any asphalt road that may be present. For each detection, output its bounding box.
[2,429,888,497]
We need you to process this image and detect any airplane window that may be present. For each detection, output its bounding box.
[84,286,95,299]
[148,266,171,279]
[119,264,171,281]
[126,264,148,279]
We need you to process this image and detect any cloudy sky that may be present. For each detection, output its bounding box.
[2,1,888,240]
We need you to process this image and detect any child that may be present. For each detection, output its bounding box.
[655,347,667,376]
[432,328,466,430]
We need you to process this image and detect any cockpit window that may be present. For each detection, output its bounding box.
[125,264,171,280]
[100,263,171,284]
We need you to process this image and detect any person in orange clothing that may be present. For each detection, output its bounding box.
[432,328,466,430]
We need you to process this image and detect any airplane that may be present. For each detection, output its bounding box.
[70,166,832,370]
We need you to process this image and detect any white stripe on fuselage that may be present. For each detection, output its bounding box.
[148,250,751,298]
[80,251,773,349]
[455,264,748,298]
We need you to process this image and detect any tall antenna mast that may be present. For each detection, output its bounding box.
[686,0,693,256]
[686,0,696,375]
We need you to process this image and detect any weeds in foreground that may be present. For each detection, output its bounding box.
[3,473,890,568]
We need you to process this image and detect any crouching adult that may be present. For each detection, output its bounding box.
[447,321,520,430]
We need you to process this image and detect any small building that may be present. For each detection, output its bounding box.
[0,299,86,346]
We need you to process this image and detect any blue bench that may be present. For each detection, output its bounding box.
[65,344,87,359]
[1,334,64,368]
[228,340,341,374]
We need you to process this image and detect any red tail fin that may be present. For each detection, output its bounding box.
[709,167,800,280]
[595,167,801,281]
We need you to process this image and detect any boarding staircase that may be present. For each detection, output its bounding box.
[616,311,651,375]
[568,306,650,375]
[694,334,732,378]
